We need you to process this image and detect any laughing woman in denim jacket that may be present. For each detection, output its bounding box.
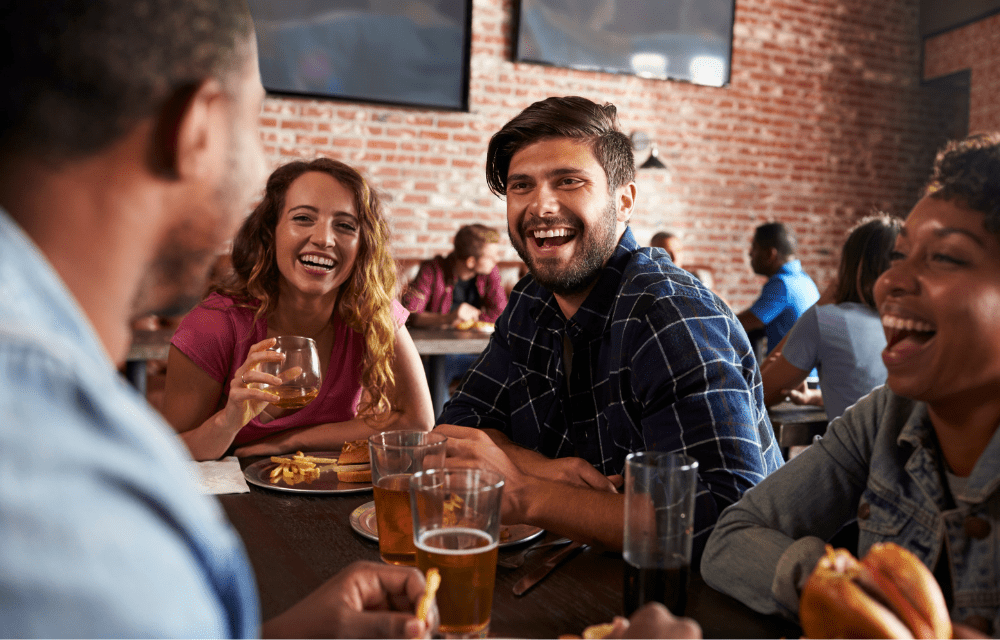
[702,133,1000,638]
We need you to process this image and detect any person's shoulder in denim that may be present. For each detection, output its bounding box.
[402,254,506,323]
[0,210,258,637]
[749,259,820,351]
[702,383,1000,634]
[439,227,783,559]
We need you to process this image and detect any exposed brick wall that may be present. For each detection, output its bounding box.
[258,0,945,310]
[923,12,1000,133]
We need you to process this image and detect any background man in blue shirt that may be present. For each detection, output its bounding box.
[437,96,783,563]
[0,1,433,637]
[737,222,821,357]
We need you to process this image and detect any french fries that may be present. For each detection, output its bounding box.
[268,451,369,486]
[442,493,465,527]
[416,567,440,624]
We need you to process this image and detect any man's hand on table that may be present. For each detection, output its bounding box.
[523,455,620,492]
[435,424,626,549]
[434,424,530,523]
[261,561,437,639]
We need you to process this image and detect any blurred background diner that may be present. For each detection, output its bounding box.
[401,223,509,411]
[760,214,903,422]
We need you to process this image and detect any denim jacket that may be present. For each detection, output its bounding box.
[701,385,1000,636]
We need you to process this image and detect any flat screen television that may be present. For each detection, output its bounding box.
[515,0,734,87]
[248,0,472,110]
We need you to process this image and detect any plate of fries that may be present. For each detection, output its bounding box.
[349,501,544,547]
[243,451,373,494]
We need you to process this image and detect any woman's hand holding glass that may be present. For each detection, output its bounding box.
[224,338,288,429]
[255,336,322,411]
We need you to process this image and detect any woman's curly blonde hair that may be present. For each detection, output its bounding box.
[215,157,399,419]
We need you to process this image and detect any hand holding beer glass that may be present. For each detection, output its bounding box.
[410,468,504,639]
[258,336,322,409]
[369,431,448,565]
[623,452,698,618]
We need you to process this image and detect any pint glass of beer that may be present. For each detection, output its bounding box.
[410,468,504,639]
[369,431,447,565]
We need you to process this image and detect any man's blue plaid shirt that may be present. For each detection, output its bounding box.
[438,227,784,554]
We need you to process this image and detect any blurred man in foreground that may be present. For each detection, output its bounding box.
[0,1,431,636]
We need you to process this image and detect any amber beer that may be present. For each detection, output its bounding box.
[373,474,417,565]
[416,527,498,638]
[369,431,448,566]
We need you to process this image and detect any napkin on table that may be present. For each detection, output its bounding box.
[189,456,250,495]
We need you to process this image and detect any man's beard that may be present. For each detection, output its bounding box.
[509,198,618,297]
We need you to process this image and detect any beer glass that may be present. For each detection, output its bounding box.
[258,336,322,409]
[369,431,447,565]
[622,451,698,617]
[410,468,504,639]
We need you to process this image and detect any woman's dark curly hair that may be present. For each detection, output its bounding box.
[215,157,399,418]
[925,132,1000,236]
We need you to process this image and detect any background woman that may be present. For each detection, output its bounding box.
[702,133,1000,637]
[162,158,434,461]
[760,214,902,421]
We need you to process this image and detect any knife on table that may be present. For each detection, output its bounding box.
[512,540,586,596]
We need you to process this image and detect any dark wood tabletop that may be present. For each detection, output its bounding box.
[221,457,800,639]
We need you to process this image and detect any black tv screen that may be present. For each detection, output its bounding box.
[248,0,471,110]
[515,0,734,87]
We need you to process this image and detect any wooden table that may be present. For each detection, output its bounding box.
[222,457,801,639]
[408,327,491,418]
[768,401,828,460]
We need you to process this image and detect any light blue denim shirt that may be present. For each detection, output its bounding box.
[0,209,258,637]
[702,384,1000,635]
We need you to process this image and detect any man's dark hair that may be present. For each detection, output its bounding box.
[454,224,500,260]
[753,222,796,258]
[485,96,635,196]
[925,132,1000,236]
[0,0,254,165]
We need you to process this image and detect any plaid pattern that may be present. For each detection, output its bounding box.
[438,227,783,554]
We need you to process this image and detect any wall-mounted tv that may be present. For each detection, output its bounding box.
[515,0,734,88]
[248,0,472,111]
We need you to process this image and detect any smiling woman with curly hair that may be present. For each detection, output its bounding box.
[161,158,434,460]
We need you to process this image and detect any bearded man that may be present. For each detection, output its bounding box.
[436,96,783,563]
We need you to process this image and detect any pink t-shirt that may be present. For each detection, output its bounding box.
[171,292,408,446]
